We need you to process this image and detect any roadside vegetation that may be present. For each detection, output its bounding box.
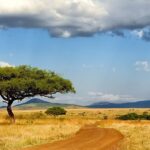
[100,121,150,150]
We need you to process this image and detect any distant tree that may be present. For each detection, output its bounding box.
[0,65,75,122]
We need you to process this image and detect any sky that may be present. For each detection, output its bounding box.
[1,0,150,105]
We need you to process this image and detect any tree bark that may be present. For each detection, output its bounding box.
[7,101,15,123]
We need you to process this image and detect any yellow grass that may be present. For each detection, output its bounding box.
[111,123,150,150]
[97,120,150,150]
[0,124,80,150]
[0,108,150,150]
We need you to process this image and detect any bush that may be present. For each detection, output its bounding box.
[45,107,67,116]
[139,112,150,120]
[116,112,150,120]
[103,115,108,120]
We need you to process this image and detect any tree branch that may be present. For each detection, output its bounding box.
[44,95,55,99]
[3,101,8,104]
[0,94,9,101]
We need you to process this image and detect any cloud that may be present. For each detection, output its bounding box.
[135,61,150,72]
[41,94,88,105]
[133,28,150,41]
[0,61,12,67]
[1,0,150,38]
[88,91,135,101]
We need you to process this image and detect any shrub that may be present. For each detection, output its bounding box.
[117,113,139,120]
[103,115,108,120]
[45,107,67,116]
[117,112,150,120]
[139,112,150,120]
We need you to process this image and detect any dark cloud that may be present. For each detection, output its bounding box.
[1,0,150,39]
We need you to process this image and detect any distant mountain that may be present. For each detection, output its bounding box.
[18,98,50,105]
[14,98,82,110]
[87,100,150,108]
[1,99,150,109]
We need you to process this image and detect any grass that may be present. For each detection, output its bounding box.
[0,124,80,150]
[0,108,150,150]
[100,122,150,150]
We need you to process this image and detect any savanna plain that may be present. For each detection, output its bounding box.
[0,108,150,150]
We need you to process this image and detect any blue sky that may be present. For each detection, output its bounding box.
[1,28,150,105]
[1,1,150,105]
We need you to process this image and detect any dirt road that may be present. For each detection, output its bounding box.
[23,124,124,150]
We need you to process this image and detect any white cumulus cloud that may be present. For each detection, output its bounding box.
[0,61,12,67]
[135,61,150,72]
[0,0,150,39]
[88,91,135,101]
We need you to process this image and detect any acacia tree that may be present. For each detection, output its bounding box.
[0,65,75,122]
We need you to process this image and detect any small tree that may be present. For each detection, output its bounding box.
[45,107,67,116]
[0,65,75,122]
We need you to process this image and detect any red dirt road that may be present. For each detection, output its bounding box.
[23,125,124,150]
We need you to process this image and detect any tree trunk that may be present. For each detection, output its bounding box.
[7,101,15,123]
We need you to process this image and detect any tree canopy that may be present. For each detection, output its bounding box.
[0,65,75,122]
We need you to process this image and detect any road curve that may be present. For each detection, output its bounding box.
[23,124,124,150]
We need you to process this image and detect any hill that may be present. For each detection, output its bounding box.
[87,100,150,108]
[14,98,82,110]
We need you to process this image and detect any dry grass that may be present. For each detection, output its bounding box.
[98,121,150,150]
[0,108,150,150]
[0,124,80,150]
